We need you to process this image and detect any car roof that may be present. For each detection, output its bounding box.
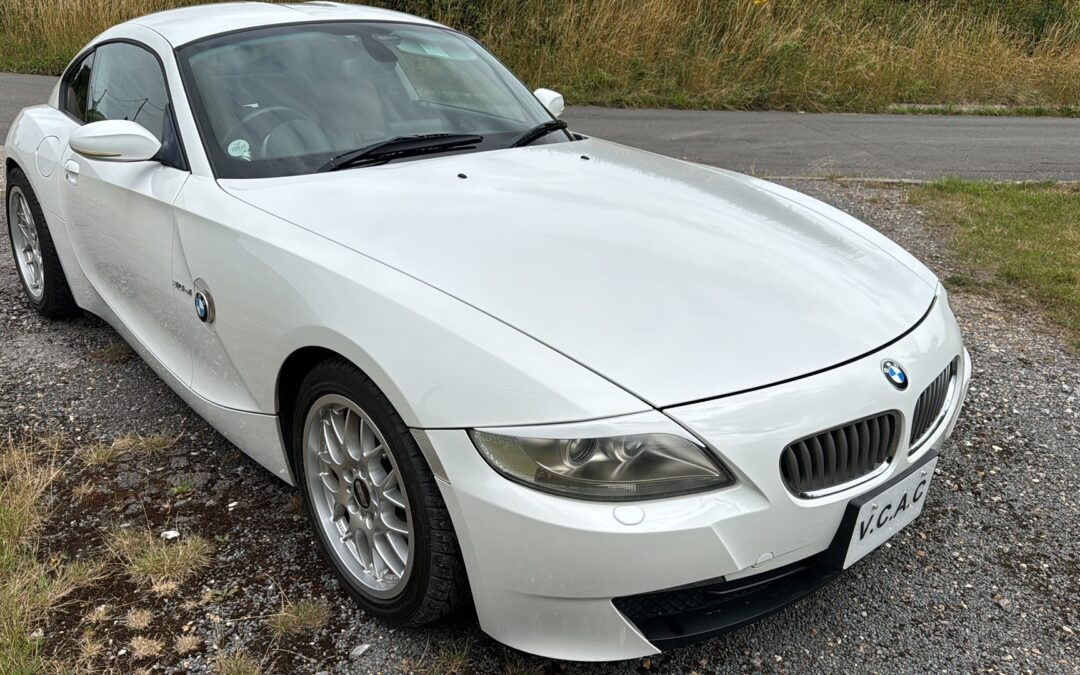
[128,1,440,47]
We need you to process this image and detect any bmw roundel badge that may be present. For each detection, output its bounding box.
[192,279,215,325]
[881,359,908,390]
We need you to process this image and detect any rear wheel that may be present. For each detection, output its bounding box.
[5,167,79,318]
[293,358,468,625]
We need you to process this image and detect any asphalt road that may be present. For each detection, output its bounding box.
[3,71,1079,181]
[567,106,1080,181]
[0,73,55,141]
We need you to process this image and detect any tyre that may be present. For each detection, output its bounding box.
[292,358,468,625]
[5,166,79,318]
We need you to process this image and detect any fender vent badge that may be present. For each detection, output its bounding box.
[192,279,215,324]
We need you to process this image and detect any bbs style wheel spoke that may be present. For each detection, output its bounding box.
[8,188,45,300]
[374,532,406,578]
[303,394,413,597]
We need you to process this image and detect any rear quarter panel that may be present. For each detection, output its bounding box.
[6,105,72,217]
[5,105,99,310]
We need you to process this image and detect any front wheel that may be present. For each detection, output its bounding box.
[293,358,468,625]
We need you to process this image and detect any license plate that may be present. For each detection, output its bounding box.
[842,456,938,568]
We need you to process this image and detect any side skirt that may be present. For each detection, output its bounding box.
[86,291,294,485]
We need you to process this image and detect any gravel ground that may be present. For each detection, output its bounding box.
[1,174,1077,674]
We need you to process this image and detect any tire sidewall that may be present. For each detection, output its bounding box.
[292,362,437,624]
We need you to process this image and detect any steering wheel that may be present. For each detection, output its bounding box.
[222,105,310,160]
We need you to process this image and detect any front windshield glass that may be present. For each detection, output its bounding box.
[177,22,564,178]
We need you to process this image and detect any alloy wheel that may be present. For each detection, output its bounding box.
[302,394,414,598]
[7,186,44,301]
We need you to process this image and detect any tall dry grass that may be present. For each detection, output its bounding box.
[0,436,106,672]
[3,0,1080,111]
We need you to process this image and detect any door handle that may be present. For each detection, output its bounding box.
[64,159,80,186]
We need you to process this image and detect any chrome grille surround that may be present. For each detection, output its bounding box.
[908,357,960,453]
[779,411,901,498]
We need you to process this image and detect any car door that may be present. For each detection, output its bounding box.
[58,41,192,382]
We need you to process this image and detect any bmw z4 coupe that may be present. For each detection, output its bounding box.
[4,2,971,661]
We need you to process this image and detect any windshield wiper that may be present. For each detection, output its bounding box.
[508,120,568,148]
[318,133,484,172]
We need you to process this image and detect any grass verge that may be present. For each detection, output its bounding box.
[268,598,329,637]
[87,342,134,364]
[887,104,1080,118]
[0,437,106,673]
[214,649,266,675]
[80,433,179,466]
[6,1,1080,112]
[909,179,1080,346]
[412,639,473,675]
[106,528,212,595]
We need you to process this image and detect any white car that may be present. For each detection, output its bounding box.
[5,2,971,662]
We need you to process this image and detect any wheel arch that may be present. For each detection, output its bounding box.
[276,344,415,475]
[5,156,21,180]
[277,346,341,468]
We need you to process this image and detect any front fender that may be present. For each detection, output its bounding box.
[172,176,649,429]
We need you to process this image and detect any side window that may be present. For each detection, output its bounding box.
[88,43,172,142]
[61,52,95,121]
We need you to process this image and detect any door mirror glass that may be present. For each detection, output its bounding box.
[69,120,162,161]
[533,88,565,118]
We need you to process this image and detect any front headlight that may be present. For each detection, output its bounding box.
[469,413,734,501]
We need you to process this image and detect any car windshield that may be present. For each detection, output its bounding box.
[177,22,566,178]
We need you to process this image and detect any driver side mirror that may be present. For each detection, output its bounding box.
[534,88,565,118]
[69,120,162,162]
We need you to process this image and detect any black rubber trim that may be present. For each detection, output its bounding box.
[614,450,939,651]
[613,553,841,651]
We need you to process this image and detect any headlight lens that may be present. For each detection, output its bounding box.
[469,430,734,501]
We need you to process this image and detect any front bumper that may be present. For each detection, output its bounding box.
[426,296,971,661]
[612,448,939,651]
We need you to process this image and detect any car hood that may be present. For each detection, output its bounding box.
[221,138,936,408]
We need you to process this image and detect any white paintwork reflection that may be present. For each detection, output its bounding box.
[170,175,646,425]
[59,145,191,382]
[222,138,936,406]
[533,88,565,117]
[35,136,60,177]
[3,2,971,662]
[433,298,969,660]
[69,120,162,162]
